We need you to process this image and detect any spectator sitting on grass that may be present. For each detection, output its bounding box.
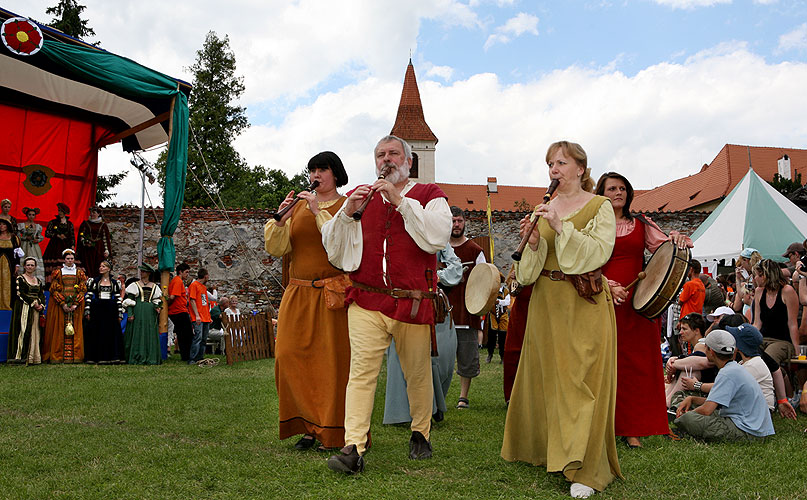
[674,329,774,441]
[665,313,715,407]
[681,314,797,420]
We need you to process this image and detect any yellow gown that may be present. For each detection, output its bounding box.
[501,196,622,492]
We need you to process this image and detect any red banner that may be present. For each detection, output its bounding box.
[0,103,109,249]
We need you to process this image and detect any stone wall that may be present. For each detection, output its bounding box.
[98,207,710,310]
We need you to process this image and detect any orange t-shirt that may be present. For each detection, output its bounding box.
[188,280,211,323]
[679,278,705,319]
[167,275,188,315]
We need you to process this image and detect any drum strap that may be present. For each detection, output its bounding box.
[350,281,437,319]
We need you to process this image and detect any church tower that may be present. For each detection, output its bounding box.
[390,59,438,183]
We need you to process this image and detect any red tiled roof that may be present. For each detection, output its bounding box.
[436,183,649,213]
[390,60,438,143]
[437,182,545,212]
[632,144,807,212]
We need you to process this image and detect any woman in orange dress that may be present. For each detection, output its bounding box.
[42,248,87,363]
[264,151,351,451]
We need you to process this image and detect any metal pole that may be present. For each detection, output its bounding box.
[138,170,145,267]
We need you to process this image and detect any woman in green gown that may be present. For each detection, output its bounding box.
[8,257,46,364]
[123,263,162,365]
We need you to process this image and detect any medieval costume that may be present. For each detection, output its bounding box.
[43,203,75,287]
[0,198,18,235]
[42,250,88,363]
[501,196,621,493]
[603,216,676,439]
[0,219,21,311]
[8,274,46,364]
[383,243,463,424]
[84,275,125,363]
[123,264,162,365]
[76,209,112,277]
[265,196,350,448]
[18,207,45,283]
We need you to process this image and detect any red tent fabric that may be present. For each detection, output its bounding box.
[0,102,111,249]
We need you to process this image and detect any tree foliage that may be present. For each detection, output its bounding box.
[769,172,803,197]
[45,0,98,45]
[95,171,127,204]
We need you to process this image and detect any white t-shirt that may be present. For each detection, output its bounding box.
[740,356,775,410]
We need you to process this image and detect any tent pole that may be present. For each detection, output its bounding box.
[138,170,145,267]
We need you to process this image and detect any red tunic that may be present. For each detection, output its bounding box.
[447,239,484,330]
[345,183,446,325]
[602,219,669,437]
[502,284,532,402]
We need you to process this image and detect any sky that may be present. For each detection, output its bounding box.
[6,0,807,206]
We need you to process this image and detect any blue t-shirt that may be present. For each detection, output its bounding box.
[707,361,775,437]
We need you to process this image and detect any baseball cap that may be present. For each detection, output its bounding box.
[704,329,736,355]
[724,324,763,357]
[706,306,735,322]
[740,248,758,259]
[782,242,805,258]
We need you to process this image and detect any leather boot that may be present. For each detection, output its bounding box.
[327,444,365,474]
[408,431,432,460]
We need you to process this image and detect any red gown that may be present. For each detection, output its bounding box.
[602,219,669,437]
[502,284,532,402]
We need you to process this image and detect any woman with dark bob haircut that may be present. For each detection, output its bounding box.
[595,171,692,448]
[265,151,352,452]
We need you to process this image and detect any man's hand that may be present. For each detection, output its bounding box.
[676,396,693,418]
[371,178,402,207]
[344,186,372,217]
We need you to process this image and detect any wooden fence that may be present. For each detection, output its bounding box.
[222,312,276,365]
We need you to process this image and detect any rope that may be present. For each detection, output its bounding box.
[186,123,286,291]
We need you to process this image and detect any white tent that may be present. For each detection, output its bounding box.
[690,168,807,265]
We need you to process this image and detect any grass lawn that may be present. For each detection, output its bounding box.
[1,353,806,500]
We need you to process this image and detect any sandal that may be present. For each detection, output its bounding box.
[456,397,469,409]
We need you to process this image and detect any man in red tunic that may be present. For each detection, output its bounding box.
[322,135,451,473]
[447,206,486,409]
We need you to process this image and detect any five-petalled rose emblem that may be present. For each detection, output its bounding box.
[2,17,44,56]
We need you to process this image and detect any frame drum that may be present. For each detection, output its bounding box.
[632,241,691,319]
[465,263,500,316]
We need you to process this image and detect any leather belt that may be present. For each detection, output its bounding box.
[289,277,328,288]
[351,281,436,319]
[540,269,568,281]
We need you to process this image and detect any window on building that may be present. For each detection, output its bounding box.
[409,152,419,178]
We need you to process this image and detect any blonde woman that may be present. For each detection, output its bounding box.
[501,141,620,498]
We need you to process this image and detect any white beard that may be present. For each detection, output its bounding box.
[378,161,410,185]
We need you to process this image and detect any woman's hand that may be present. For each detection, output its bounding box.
[611,284,628,306]
[62,303,70,312]
[534,203,562,234]
[127,315,134,322]
[668,231,692,250]
[778,400,797,420]
[298,190,319,216]
[519,214,542,251]
[274,191,297,226]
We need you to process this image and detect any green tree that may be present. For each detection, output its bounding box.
[157,31,273,207]
[769,172,803,197]
[95,171,127,204]
[45,0,98,44]
[257,168,310,210]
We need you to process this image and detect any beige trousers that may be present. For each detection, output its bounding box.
[344,304,433,454]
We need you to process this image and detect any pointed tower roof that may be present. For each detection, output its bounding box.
[390,59,438,143]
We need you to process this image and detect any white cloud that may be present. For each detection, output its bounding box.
[651,0,731,9]
[230,44,807,203]
[777,23,807,52]
[425,64,455,80]
[484,12,539,50]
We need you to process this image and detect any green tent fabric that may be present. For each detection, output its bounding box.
[691,168,807,262]
[40,41,188,272]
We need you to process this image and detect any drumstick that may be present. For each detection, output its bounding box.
[624,271,647,291]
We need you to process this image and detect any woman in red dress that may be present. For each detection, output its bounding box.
[596,172,692,448]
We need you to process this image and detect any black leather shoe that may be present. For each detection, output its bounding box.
[327,445,365,474]
[408,431,432,460]
[432,409,444,422]
[294,435,316,450]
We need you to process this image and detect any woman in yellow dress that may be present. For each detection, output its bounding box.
[501,141,620,498]
[0,218,22,311]
[264,151,351,451]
